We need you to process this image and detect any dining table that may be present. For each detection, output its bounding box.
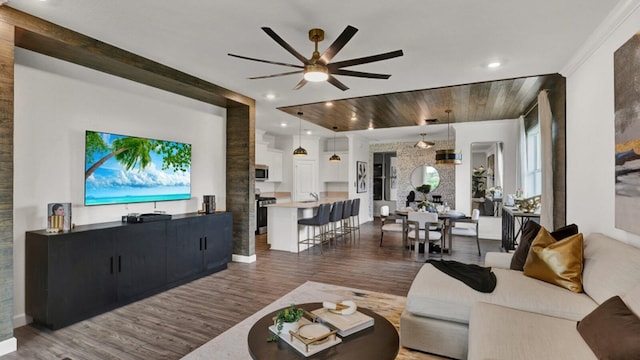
[394,209,466,256]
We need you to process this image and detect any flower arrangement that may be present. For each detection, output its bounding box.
[267,304,305,342]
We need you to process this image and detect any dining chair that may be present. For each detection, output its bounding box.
[407,211,443,259]
[449,209,481,255]
[379,205,405,247]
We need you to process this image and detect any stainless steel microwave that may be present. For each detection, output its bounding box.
[255,164,269,181]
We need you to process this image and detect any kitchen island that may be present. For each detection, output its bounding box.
[266,198,347,253]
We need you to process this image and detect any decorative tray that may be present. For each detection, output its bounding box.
[269,318,341,357]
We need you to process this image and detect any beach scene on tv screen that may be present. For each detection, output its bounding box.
[85,131,191,206]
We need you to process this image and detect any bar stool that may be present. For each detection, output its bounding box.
[327,201,344,245]
[297,203,331,254]
[341,199,353,242]
[349,198,361,239]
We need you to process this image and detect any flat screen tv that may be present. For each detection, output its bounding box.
[84,130,191,206]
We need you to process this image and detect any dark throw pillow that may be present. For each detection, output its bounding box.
[577,296,640,359]
[509,222,579,271]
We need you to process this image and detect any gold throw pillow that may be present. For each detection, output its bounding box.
[523,227,584,292]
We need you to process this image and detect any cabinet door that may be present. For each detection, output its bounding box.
[202,213,233,272]
[166,217,203,283]
[115,222,167,300]
[48,230,117,328]
[266,149,283,182]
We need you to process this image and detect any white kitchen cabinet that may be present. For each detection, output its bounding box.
[255,142,269,166]
[266,149,283,182]
[320,151,348,182]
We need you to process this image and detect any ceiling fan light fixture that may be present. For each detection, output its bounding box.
[303,64,329,82]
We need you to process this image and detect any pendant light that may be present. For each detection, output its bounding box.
[435,109,462,165]
[293,112,308,157]
[414,133,434,149]
[329,126,341,162]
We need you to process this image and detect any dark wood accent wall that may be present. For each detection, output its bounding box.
[0,20,14,343]
[226,102,255,256]
[549,79,567,229]
[0,6,256,342]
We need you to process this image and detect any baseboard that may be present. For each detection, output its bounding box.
[0,337,17,356]
[232,253,256,263]
[13,313,29,328]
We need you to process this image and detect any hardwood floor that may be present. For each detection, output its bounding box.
[4,220,500,360]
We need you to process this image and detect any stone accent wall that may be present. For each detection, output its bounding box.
[371,140,456,210]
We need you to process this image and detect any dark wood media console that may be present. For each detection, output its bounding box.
[26,212,232,330]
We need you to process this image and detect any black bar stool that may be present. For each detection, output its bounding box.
[297,203,331,254]
[327,201,344,245]
[349,198,361,239]
[341,199,353,242]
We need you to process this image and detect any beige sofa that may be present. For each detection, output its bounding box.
[400,233,640,359]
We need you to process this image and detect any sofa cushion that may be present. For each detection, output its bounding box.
[510,222,578,271]
[582,233,640,304]
[577,296,640,360]
[406,263,597,324]
[468,302,597,360]
[523,229,583,292]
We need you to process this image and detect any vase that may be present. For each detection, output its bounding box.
[277,320,300,336]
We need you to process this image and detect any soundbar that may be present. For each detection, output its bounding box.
[126,213,172,223]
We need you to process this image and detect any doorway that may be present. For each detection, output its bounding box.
[373,152,397,215]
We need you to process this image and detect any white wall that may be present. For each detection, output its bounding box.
[13,49,227,326]
[564,0,640,248]
[348,134,373,222]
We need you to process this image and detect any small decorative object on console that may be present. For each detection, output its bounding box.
[517,196,541,213]
[47,202,71,232]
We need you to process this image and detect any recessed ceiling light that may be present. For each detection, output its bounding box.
[325,101,333,106]
[265,93,276,100]
[368,123,374,130]
[280,122,287,127]
[305,129,312,135]
[351,116,357,121]
[487,62,501,68]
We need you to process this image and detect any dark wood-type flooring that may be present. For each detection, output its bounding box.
[4,219,500,360]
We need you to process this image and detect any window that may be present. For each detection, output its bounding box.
[525,124,541,197]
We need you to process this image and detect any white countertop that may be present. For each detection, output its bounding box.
[267,197,347,208]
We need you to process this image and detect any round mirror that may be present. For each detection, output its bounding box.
[410,165,440,192]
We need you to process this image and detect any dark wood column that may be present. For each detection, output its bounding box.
[226,102,255,257]
[0,20,14,343]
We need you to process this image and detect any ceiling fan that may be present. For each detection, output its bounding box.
[228,26,403,91]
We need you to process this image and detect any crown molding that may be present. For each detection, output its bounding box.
[561,0,640,77]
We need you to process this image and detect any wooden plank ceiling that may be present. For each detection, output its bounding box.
[278,73,563,131]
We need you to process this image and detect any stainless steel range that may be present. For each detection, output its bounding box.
[256,195,276,235]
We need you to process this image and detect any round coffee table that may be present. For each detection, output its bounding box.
[247,302,399,359]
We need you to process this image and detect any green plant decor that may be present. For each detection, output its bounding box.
[415,184,431,200]
[472,168,487,198]
[267,304,305,342]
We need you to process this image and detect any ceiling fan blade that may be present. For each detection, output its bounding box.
[228,53,304,69]
[319,25,358,64]
[248,70,303,80]
[328,49,404,69]
[332,69,391,79]
[293,78,308,90]
[327,75,349,91]
[261,27,309,65]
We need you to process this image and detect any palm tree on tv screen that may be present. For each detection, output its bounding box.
[84,131,191,179]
